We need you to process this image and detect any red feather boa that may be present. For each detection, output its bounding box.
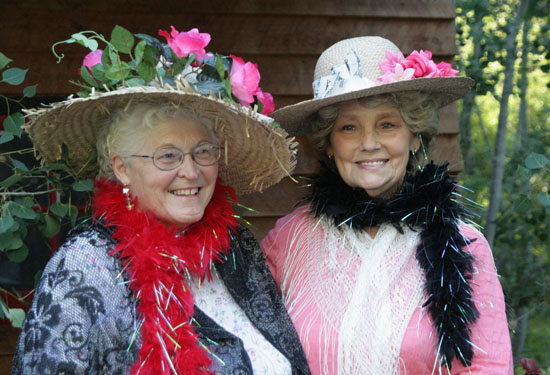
[93,178,239,375]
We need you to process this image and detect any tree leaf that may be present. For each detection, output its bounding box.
[10,157,28,171]
[72,179,94,192]
[23,85,37,98]
[538,193,550,207]
[0,132,14,144]
[8,308,25,328]
[525,152,549,170]
[516,164,530,179]
[50,202,68,218]
[11,201,37,220]
[2,67,28,85]
[0,214,15,233]
[0,174,22,188]
[41,214,60,238]
[6,244,29,262]
[3,112,24,137]
[513,194,532,213]
[111,25,134,54]
[0,231,23,250]
[0,52,12,70]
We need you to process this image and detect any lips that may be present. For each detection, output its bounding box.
[170,188,200,196]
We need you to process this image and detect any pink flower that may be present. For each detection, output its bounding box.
[379,50,404,74]
[81,49,103,74]
[254,89,275,114]
[377,63,415,84]
[402,50,438,78]
[158,26,212,61]
[229,55,260,106]
[436,61,458,77]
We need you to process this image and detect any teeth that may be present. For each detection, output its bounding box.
[171,188,199,196]
[359,161,385,166]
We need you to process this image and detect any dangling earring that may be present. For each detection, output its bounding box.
[123,184,133,210]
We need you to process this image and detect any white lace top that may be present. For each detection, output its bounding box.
[191,271,292,375]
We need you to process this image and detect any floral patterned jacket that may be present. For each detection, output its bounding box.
[11,221,310,375]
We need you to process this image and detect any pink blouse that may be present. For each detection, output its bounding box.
[261,206,513,375]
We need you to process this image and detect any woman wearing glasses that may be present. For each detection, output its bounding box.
[11,27,310,375]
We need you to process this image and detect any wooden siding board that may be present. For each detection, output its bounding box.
[0,1,456,18]
[0,13,457,56]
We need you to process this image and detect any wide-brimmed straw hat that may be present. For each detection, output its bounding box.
[25,26,296,195]
[273,36,474,136]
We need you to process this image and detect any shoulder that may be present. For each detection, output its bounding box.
[262,205,316,248]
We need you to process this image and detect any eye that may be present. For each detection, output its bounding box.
[195,143,214,155]
[380,122,396,130]
[338,124,356,132]
[155,148,181,161]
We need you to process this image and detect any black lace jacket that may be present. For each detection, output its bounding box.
[11,221,310,375]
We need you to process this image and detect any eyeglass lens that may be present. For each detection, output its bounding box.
[153,144,220,169]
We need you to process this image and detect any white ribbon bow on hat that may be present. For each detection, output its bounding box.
[312,50,376,99]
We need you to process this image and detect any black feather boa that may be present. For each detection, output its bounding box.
[306,162,480,369]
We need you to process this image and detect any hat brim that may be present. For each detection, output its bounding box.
[272,76,475,136]
[26,86,296,195]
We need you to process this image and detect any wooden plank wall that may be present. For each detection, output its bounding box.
[0,1,459,371]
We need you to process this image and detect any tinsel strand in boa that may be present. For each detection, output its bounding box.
[306,162,479,369]
[93,178,239,375]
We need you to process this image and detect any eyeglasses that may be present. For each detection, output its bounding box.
[130,143,221,170]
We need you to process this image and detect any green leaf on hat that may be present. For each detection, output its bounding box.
[105,62,131,81]
[68,205,79,227]
[71,33,99,50]
[525,152,548,170]
[90,64,107,83]
[0,52,13,70]
[6,244,29,263]
[72,179,94,192]
[61,143,70,161]
[111,25,134,54]
[143,44,160,66]
[134,40,147,63]
[126,78,146,87]
[2,67,28,85]
[23,84,37,98]
[80,65,99,87]
[223,79,232,98]
[50,202,68,218]
[40,213,60,238]
[137,61,155,82]
[3,113,24,138]
[215,55,225,80]
[538,193,550,207]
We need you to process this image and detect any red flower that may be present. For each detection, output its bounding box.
[229,55,260,106]
[401,50,438,78]
[158,26,212,61]
[254,89,275,115]
[81,49,103,75]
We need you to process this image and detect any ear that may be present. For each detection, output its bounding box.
[111,154,131,185]
[411,134,421,153]
[326,144,333,159]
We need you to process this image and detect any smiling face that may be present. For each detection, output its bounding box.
[112,117,218,229]
[327,100,419,199]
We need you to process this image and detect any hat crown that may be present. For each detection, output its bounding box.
[312,37,401,99]
[314,36,400,80]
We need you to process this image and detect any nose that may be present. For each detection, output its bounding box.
[177,154,200,179]
[359,128,380,151]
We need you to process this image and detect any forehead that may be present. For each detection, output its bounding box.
[144,118,213,149]
[337,100,400,118]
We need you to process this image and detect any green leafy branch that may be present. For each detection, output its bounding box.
[514,152,550,212]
